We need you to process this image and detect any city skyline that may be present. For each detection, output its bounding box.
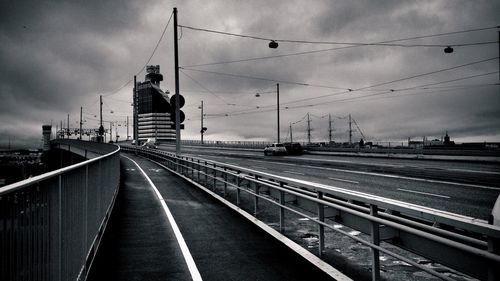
[1,0,499,148]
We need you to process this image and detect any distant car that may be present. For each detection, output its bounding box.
[142,138,157,149]
[283,142,303,155]
[264,143,288,156]
[131,140,137,145]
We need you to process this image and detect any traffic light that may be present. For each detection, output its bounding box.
[170,94,185,128]
[201,127,207,133]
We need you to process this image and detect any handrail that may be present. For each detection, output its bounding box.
[0,141,120,195]
[123,145,500,281]
[1,140,121,281]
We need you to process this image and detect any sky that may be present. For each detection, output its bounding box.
[0,0,499,148]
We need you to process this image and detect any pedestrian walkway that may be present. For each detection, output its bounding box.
[88,153,335,280]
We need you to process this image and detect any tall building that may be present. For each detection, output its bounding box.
[133,65,176,142]
[42,125,52,151]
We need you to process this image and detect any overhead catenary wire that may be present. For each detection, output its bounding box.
[203,69,499,119]
[179,25,497,48]
[195,56,499,116]
[102,11,174,97]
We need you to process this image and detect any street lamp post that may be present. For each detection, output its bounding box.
[277,83,280,143]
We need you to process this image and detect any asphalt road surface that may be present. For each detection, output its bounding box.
[157,144,500,220]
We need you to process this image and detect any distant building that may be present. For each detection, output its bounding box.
[133,65,176,142]
[42,125,51,151]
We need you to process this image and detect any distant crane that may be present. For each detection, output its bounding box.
[351,118,366,140]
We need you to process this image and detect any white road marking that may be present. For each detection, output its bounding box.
[397,188,451,199]
[123,155,203,281]
[446,168,500,175]
[328,177,359,184]
[252,166,268,170]
[283,170,305,175]
[302,165,500,191]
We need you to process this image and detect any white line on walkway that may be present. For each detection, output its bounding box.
[302,165,500,191]
[149,159,352,281]
[328,177,359,184]
[122,155,203,281]
[397,188,451,199]
[283,170,305,175]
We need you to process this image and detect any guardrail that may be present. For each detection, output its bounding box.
[123,146,500,281]
[0,140,120,281]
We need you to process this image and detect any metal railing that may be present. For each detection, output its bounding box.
[0,140,120,281]
[123,146,500,281]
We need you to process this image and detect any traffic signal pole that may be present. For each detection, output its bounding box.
[173,7,181,155]
[200,100,204,144]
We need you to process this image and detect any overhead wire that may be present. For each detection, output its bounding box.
[179,25,497,47]
[102,11,174,97]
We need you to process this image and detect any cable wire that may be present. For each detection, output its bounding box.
[179,25,497,47]
[102,12,174,97]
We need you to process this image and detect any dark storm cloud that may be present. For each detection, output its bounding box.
[1,0,499,147]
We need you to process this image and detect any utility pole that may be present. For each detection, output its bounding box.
[109,122,112,143]
[67,114,70,139]
[133,75,138,144]
[349,113,352,145]
[277,83,280,143]
[79,106,83,140]
[126,116,129,141]
[60,120,63,139]
[289,122,293,143]
[328,113,333,144]
[200,100,204,144]
[173,7,181,155]
[307,112,311,144]
[99,95,104,142]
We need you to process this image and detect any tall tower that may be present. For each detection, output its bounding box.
[42,125,52,151]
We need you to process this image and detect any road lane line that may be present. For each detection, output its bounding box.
[328,177,359,184]
[397,188,451,199]
[284,170,305,175]
[252,166,268,170]
[149,159,352,281]
[123,155,203,281]
[302,165,500,191]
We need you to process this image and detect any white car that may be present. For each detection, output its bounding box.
[142,138,157,149]
[264,143,288,156]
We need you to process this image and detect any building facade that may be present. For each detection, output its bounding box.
[133,65,176,142]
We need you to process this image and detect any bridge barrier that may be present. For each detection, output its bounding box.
[122,146,500,281]
[0,140,120,281]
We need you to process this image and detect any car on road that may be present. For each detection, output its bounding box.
[142,138,157,149]
[264,143,288,156]
[283,142,303,155]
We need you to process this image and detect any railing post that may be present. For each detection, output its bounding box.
[254,175,259,217]
[58,174,62,281]
[213,163,217,190]
[204,161,208,185]
[488,236,499,281]
[197,159,200,182]
[317,191,325,258]
[223,168,227,197]
[370,204,381,281]
[191,158,194,179]
[279,183,285,233]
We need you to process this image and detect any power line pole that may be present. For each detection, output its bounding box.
[67,114,69,139]
[79,107,83,140]
[133,75,138,144]
[109,122,112,143]
[126,116,129,140]
[328,113,333,143]
[173,7,181,155]
[277,83,280,143]
[200,100,204,144]
[349,113,352,145]
[289,122,293,143]
[307,112,311,144]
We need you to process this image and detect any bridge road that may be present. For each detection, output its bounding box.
[88,154,336,281]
